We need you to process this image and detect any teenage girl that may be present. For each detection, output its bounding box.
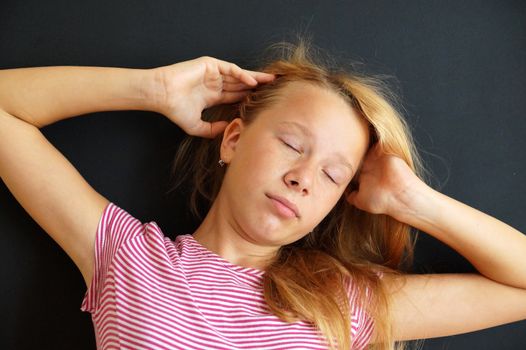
[1,41,525,349]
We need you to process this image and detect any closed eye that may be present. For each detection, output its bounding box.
[282,140,301,154]
[324,171,337,184]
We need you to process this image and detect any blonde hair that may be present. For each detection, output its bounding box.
[167,38,428,350]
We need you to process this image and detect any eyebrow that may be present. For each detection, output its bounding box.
[277,121,355,174]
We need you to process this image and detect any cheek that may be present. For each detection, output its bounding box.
[314,192,344,220]
[241,140,283,178]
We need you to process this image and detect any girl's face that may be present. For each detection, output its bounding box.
[219,81,370,249]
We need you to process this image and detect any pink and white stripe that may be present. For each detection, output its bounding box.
[81,202,375,349]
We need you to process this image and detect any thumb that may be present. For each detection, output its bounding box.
[209,120,229,138]
[185,120,228,138]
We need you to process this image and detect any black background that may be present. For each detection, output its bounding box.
[1,0,525,349]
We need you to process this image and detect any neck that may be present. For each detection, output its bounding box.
[191,194,279,271]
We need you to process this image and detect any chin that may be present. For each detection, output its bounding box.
[246,229,289,247]
[238,205,298,246]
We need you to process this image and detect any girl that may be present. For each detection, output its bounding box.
[0,40,525,350]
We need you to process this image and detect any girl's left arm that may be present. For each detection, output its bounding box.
[393,177,526,289]
[348,143,526,289]
[347,144,526,342]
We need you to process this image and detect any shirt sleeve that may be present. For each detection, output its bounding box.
[351,285,375,350]
[349,270,384,350]
[80,201,145,314]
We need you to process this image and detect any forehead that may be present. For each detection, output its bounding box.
[275,80,350,110]
[258,81,367,137]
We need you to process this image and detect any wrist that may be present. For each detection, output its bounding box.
[134,68,166,113]
[387,178,437,224]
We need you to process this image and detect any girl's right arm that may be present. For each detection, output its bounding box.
[0,66,160,288]
[0,66,162,128]
[0,58,274,289]
[0,109,109,289]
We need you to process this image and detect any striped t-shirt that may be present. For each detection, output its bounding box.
[81,202,375,349]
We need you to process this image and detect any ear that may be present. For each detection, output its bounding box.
[220,118,245,164]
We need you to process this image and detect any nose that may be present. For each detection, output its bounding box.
[283,163,314,195]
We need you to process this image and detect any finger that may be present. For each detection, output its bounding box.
[220,90,252,104]
[223,70,276,84]
[362,142,382,163]
[217,60,258,86]
[243,69,277,83]
[345,190,357,206]
[184,119,220,139]
[222,81,256,91]
[223,75,249,83]
[209,120,229,138]
[371,142,385,156]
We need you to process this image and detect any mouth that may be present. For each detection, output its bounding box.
[265,193,300,218]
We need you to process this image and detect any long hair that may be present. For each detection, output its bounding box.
[166,38,428,350]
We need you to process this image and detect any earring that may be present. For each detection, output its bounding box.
[218,159,225,167]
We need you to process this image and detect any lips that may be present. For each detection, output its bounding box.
[266,193,300,218]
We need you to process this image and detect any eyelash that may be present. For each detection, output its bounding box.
[324,172,337,184]
[281,140,337,184]
[282,140,300,153]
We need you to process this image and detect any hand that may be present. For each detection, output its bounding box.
[345,143,426,219]
[153,56,276,138]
